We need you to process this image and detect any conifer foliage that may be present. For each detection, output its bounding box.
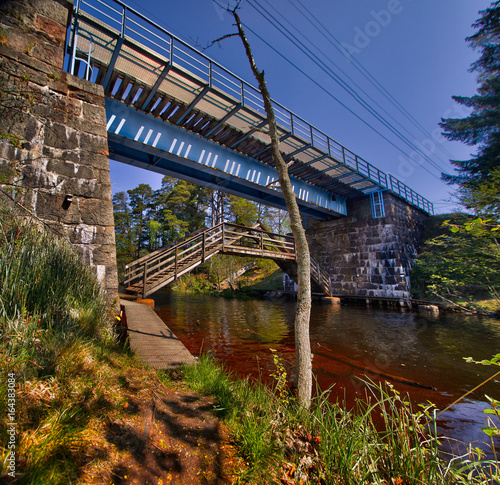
[112,176,290,272]
[440,1,500,216]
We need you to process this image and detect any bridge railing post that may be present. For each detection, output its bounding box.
[121,6,127,37]
[175,246,178,279]
[142,260,148,299]
[202,231,206,263]
[69,3,78,76]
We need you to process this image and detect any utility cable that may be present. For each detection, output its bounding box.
[242,3,445,181]
[242,20,444,183]
[130,0,448,190]
[287,0,457,165]
[246,0,447,177]
[258,0,432,160]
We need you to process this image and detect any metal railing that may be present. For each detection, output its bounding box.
[68,0,434,215]
[310,257,333,297]
[123,221,333,297]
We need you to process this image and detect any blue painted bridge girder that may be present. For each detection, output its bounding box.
[106,98,347,219]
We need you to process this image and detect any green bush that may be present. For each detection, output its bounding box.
[411,213,500,310]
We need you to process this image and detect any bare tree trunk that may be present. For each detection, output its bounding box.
[232,11,312,408]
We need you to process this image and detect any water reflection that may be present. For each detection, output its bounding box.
[154,290,500,456]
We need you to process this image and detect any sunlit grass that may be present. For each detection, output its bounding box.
[0,199,138,483]
[180,353,500,484]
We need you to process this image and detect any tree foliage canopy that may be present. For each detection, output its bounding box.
[112,176,290,273]
[440,1,500,218]
[411,214,500,310]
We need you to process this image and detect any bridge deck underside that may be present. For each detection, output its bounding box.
[69,6,433,215]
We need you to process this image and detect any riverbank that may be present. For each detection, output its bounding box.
[0,201,241,484]
[4,334,499,484]
[1,203,498,483]
[3,293,499,483]
[153,290,500,466]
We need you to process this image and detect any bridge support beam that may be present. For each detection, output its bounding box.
[105,99,347,220]
[0,0,118,303]
[306,192,428,299]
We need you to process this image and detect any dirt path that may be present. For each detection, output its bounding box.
[83,372,245,485]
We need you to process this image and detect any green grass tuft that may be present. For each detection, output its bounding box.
[180,353,500,484]
[0,197,118,483]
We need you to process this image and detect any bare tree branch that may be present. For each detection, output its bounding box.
[229,9,313,408]
[202,32,240,51]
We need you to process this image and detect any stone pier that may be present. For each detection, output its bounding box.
[0,0,118,302]
[307,192,428,299]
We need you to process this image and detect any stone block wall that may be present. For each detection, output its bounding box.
[307,192,428,299]
[0,0,118,302]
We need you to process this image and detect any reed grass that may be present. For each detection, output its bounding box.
[0,198,126,483]
[180,353,500,484]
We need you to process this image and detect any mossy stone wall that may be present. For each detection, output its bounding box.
[0,0,118,303]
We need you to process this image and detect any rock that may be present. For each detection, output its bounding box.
[419,304,440,314]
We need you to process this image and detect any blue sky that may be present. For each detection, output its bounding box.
[108,0,492,214]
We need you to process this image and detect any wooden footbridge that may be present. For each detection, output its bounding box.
[124,222,332,298]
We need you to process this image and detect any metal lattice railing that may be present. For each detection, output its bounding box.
[123,222,332,297]
[124,222,296,297]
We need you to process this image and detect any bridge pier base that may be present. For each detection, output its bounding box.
[0,0,118,303]
[307,192,428,299]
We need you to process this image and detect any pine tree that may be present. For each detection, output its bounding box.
[127,184,153,258]
[440,1,500,217]
[112,191,136,272]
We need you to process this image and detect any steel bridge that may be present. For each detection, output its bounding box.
[67,0,434,219]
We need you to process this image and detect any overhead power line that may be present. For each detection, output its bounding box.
[287,0,457,165]
[244,0,446,181]
[258,0,429,154]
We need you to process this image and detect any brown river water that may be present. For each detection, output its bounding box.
[153,290,500,459]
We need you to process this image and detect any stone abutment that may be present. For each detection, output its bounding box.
[0,0,118,302]
[307,192,428,299]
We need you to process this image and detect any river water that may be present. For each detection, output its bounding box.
[154,290,500,458]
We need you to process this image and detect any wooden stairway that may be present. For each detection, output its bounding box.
[123,222,332,298]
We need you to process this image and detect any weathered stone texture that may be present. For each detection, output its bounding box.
[0,0,118,303]
[307,193,428,299]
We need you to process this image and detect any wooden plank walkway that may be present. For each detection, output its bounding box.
[121,300,196,369]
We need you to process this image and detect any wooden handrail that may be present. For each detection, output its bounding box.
[123,221,332,297]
